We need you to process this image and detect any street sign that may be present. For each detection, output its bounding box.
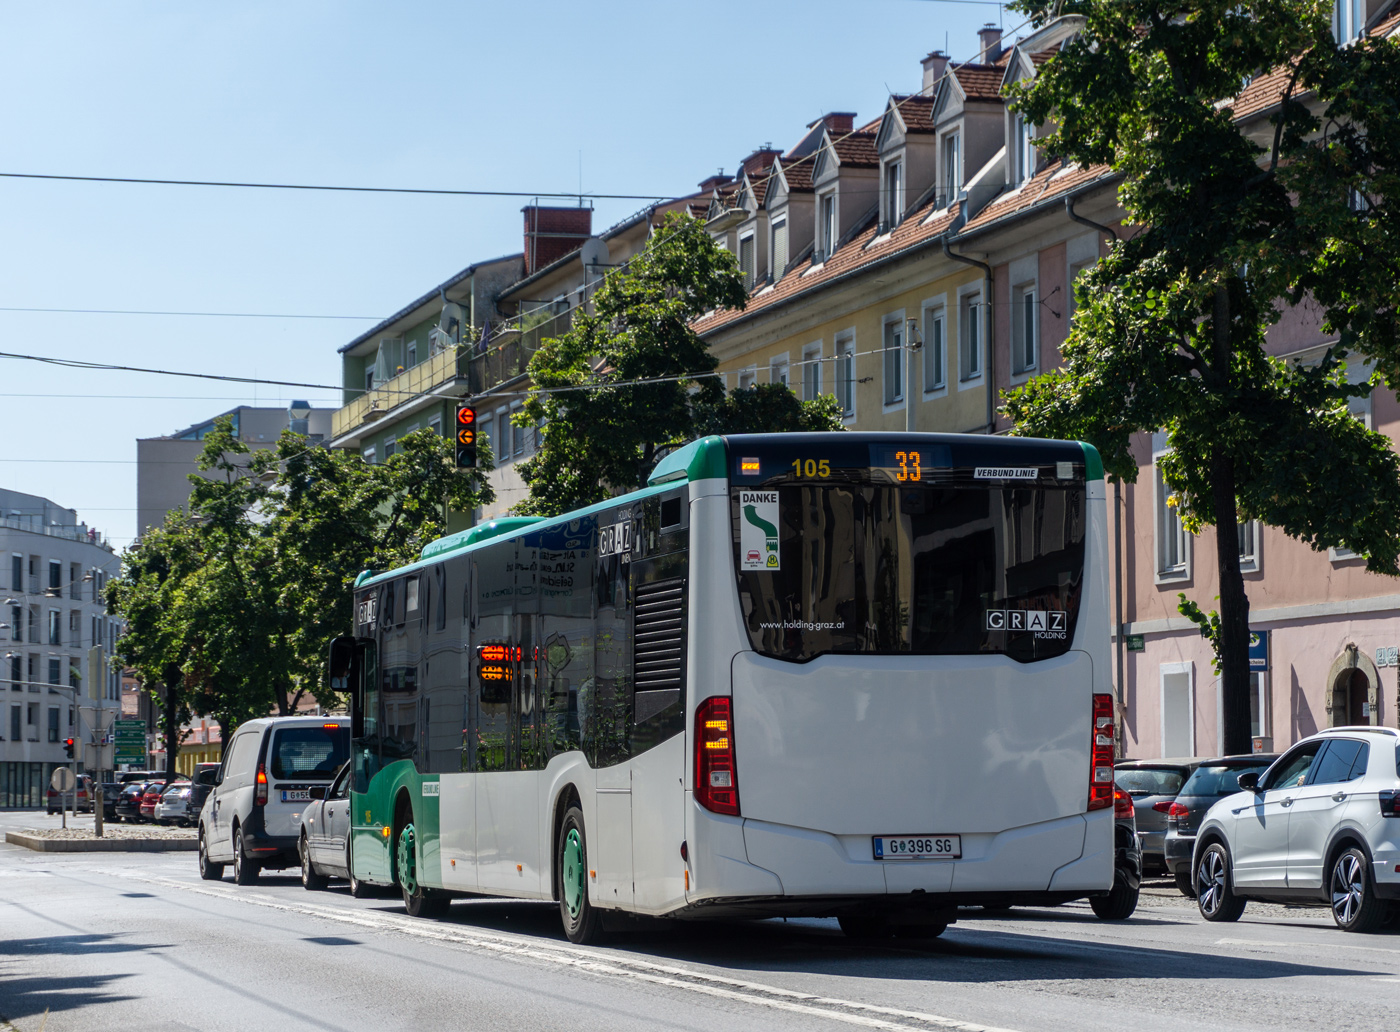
[51,767,75,792]
[1248,630,1269,671]
[114,719,147,766]
[1125,634,1145,652]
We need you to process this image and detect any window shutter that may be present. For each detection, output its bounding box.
[739,237,756,289]
[773,220,788,280]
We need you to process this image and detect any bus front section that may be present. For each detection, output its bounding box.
[682,433,1115,928]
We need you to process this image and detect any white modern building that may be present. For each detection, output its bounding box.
[1,488,122,807]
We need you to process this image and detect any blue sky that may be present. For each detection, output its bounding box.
[0,0,1006,548]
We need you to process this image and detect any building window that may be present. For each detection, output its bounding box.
[943,132,961,205]
[406,341,418,369]
[428,415,442,438]
[959,293,982,380]
[922,305,946,392]
[1160,663,1194,757]
[26,702,37,739]
[477,416,494,460]
[382,437,397,460]
[737,367,757,391]
[68,610,79,648]
[9,606,19,642]
[801,343,823,401]
[1155,458,1189,578]
[884,160,904,229]
[48,706,59,743]
[1249,671,1268,739]
[772,218,788,280]
[8,654,18,686]
[69,564,81,600]
[47,560,61,595]
[509,403,532,458]
[47,658,60,686]
[770,355,790,389]
[8,705,18,741]
[28,607,37,643]
[738,234,756,290]
[1012,283,1038,374]
[361,446,376,465]
[1013,114,1035,185]
[47,610,60,646]
[27,654,37,691]
[836,334,856,417]
[1333,0,1363,42]
[1238,520,1260,572]
[69,663,80,690]
[882,317,904,404]
[496,406,512,461]
[9,554,20,592]
[819,192,837,261]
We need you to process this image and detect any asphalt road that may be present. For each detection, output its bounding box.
[2,810,1398,1032]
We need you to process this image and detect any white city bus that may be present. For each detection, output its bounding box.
[330,432,1116,942]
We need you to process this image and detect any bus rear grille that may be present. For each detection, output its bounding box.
[634,577,685,691]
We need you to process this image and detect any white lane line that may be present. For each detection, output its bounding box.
[1215,937,1400,957]
[117,871,1023,1032]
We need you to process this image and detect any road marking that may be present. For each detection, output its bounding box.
[118,872,1023,1032]
[1215,937,1400,956]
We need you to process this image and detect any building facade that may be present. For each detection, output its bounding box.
[1,489,122,807]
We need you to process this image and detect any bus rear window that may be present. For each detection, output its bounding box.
[270,726,350,781]
[733,482,1085,663]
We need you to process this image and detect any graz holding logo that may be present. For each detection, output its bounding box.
[985,608,1068,639]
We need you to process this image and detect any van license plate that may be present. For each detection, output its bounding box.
[281,790,310,802]
[873,835,960,860]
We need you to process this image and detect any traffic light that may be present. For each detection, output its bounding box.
[63,737,74,759]
[454,403,478,468]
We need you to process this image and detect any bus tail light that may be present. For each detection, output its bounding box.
[255,765,268,807]
[1088,693,1115,811]
[695,697,739,817]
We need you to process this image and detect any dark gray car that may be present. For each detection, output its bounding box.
[1163,754,1279,894]
[1114,759,1199,873]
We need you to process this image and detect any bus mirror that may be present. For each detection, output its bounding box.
[328,636,355,692]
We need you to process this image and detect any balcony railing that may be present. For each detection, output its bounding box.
[467,308,574,397]
[332,346,467,440]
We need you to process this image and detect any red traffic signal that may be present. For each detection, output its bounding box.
[63,737,75,759]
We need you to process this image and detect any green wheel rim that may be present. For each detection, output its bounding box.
[398,823,418,897]
[562,827,584,918]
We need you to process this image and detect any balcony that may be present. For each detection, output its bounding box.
[467,308,573,396]
[332,346,467,440]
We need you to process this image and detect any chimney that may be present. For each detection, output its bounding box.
[977,23,1003,62]
[921,50,950,93]
[807,112,856,134]
[697,172,733,193]
[521,206,593,276]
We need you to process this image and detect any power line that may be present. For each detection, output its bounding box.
[0,172,670,202]
[0,350,348,394]
[0,306,381,320]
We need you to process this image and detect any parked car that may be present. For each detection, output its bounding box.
[46,773,94,815]
[1093,785,1144,919]
[139,780,171,821]
[100,781,124,821]
[297,762,373,896]
[187,763,220,822]
[154,781,194,825]
[1163,753,1279,895]
[1114,758,1199,873]
[1193,727,1400,932]
[114,781,151,822]
[198,716,350,884]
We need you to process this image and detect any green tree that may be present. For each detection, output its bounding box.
[516,213,843,516]
[108,417,494,752]
[1003,0,1400,753]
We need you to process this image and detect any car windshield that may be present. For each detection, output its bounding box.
[270,725,350,781]
[1115,769,1185,796]
[1183,764,1273,796]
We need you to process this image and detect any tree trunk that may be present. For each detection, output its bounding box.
[1211,283,1253,756]
[163,684,179,780]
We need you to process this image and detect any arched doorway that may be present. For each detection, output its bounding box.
[1324,644,1380,727]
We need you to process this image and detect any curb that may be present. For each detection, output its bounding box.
[5,831,198,853]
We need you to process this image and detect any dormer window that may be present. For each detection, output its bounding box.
[1333,0,1363,41]
[738,233,757,290]
[818,192,837,261]
[883,160,904,230]
[772,217,788,280]
[943,132,961,205]
[1012,114,1035,186]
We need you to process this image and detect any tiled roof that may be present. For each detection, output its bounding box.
[747,171,770,209]
[961,160,1115,233]
[694,195,961,336]
[779,156,813,192]
[831,130,879,168]
[952,62,1006,100]
[890,95,938,132]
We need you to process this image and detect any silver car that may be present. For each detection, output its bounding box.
[297,762,372,897]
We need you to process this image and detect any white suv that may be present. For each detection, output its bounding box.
[197,716,350,885]
[1191,726,1400,932]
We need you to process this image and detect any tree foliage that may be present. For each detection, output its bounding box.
[1002,0,1400,752]
[108,419,493,755]
[515,213,843,516]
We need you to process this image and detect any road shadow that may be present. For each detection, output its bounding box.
[0,933,173,957]
[0,949,139,1020]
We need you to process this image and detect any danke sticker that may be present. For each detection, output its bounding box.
[739,491,780,571]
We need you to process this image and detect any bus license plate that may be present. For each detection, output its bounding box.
[873,835,960,861]
[281,790,310,802]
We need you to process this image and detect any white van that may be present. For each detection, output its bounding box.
[197,716,350,884]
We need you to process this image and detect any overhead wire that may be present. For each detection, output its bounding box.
[0,306,381,320]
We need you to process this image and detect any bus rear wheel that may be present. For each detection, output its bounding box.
[397,822,449,918]
[558,806,604,945]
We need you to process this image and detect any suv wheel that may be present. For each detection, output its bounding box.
[232,827,260,886]
[198,830,225,881]
[1330,846,1388,933]
[1174,868,1194,897]
[1196,843,1246,922]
